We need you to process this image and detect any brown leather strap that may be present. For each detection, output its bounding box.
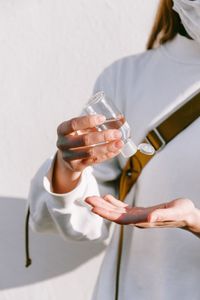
[115,89,200,300]
[25,207,32,267]
[115,225,124,300]
[119,148,153,200]
[120,89,200,200]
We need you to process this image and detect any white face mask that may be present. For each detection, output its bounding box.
[173,0,200,43]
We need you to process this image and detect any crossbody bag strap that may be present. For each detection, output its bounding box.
[120,89,200,200]
[25,206,32,267]
[115,89,200,300]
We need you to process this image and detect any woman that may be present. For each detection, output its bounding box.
[28,0,200,299]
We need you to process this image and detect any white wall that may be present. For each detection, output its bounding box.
[0,1,159,299]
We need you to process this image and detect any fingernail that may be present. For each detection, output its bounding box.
[115,140,123,148]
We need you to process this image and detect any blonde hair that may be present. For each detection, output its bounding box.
[147,0,185,49]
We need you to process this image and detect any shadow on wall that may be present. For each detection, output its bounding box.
[0,196,106,290]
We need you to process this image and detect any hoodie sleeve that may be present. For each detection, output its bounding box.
[28,64,123,242]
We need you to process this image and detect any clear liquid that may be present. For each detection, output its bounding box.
[97,116,130,142]
[98,116,125,129]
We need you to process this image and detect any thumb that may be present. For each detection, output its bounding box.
[148,207,177,223]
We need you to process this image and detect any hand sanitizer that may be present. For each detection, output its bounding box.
[84,91,155,158]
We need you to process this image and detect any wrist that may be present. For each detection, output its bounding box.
[52,151,82,193]
[186,208,200,234]
[57,150,82,180]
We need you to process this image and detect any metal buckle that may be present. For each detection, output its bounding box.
[146,128,166,152]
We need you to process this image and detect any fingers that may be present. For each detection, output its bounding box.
[148,207,179,223]
[103,194,128,208]
[86,140,123,162]
[60,139,123,162]
[80,148,119,166]
[85,196,116,210]
[90,201,137,225]
[57,115,106,136]
[91,206,121,222]
[56,114,124,169]
[62,149,91,161]
[84,129,122,146]
[140,199,197,229]
[57,129,122,150]
[85,196,127,214]
[147,199,195,223]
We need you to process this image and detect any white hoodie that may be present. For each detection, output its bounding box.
[29,34,200,300]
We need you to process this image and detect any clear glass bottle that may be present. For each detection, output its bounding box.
[84,91,155,158]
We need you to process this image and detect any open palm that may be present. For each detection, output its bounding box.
[85,195,196,228]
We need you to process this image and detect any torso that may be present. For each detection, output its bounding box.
[93,34,200,300]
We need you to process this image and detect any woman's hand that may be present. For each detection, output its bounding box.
[85,195,200,235]
[56,114,123,171]
[52,115,123,193]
